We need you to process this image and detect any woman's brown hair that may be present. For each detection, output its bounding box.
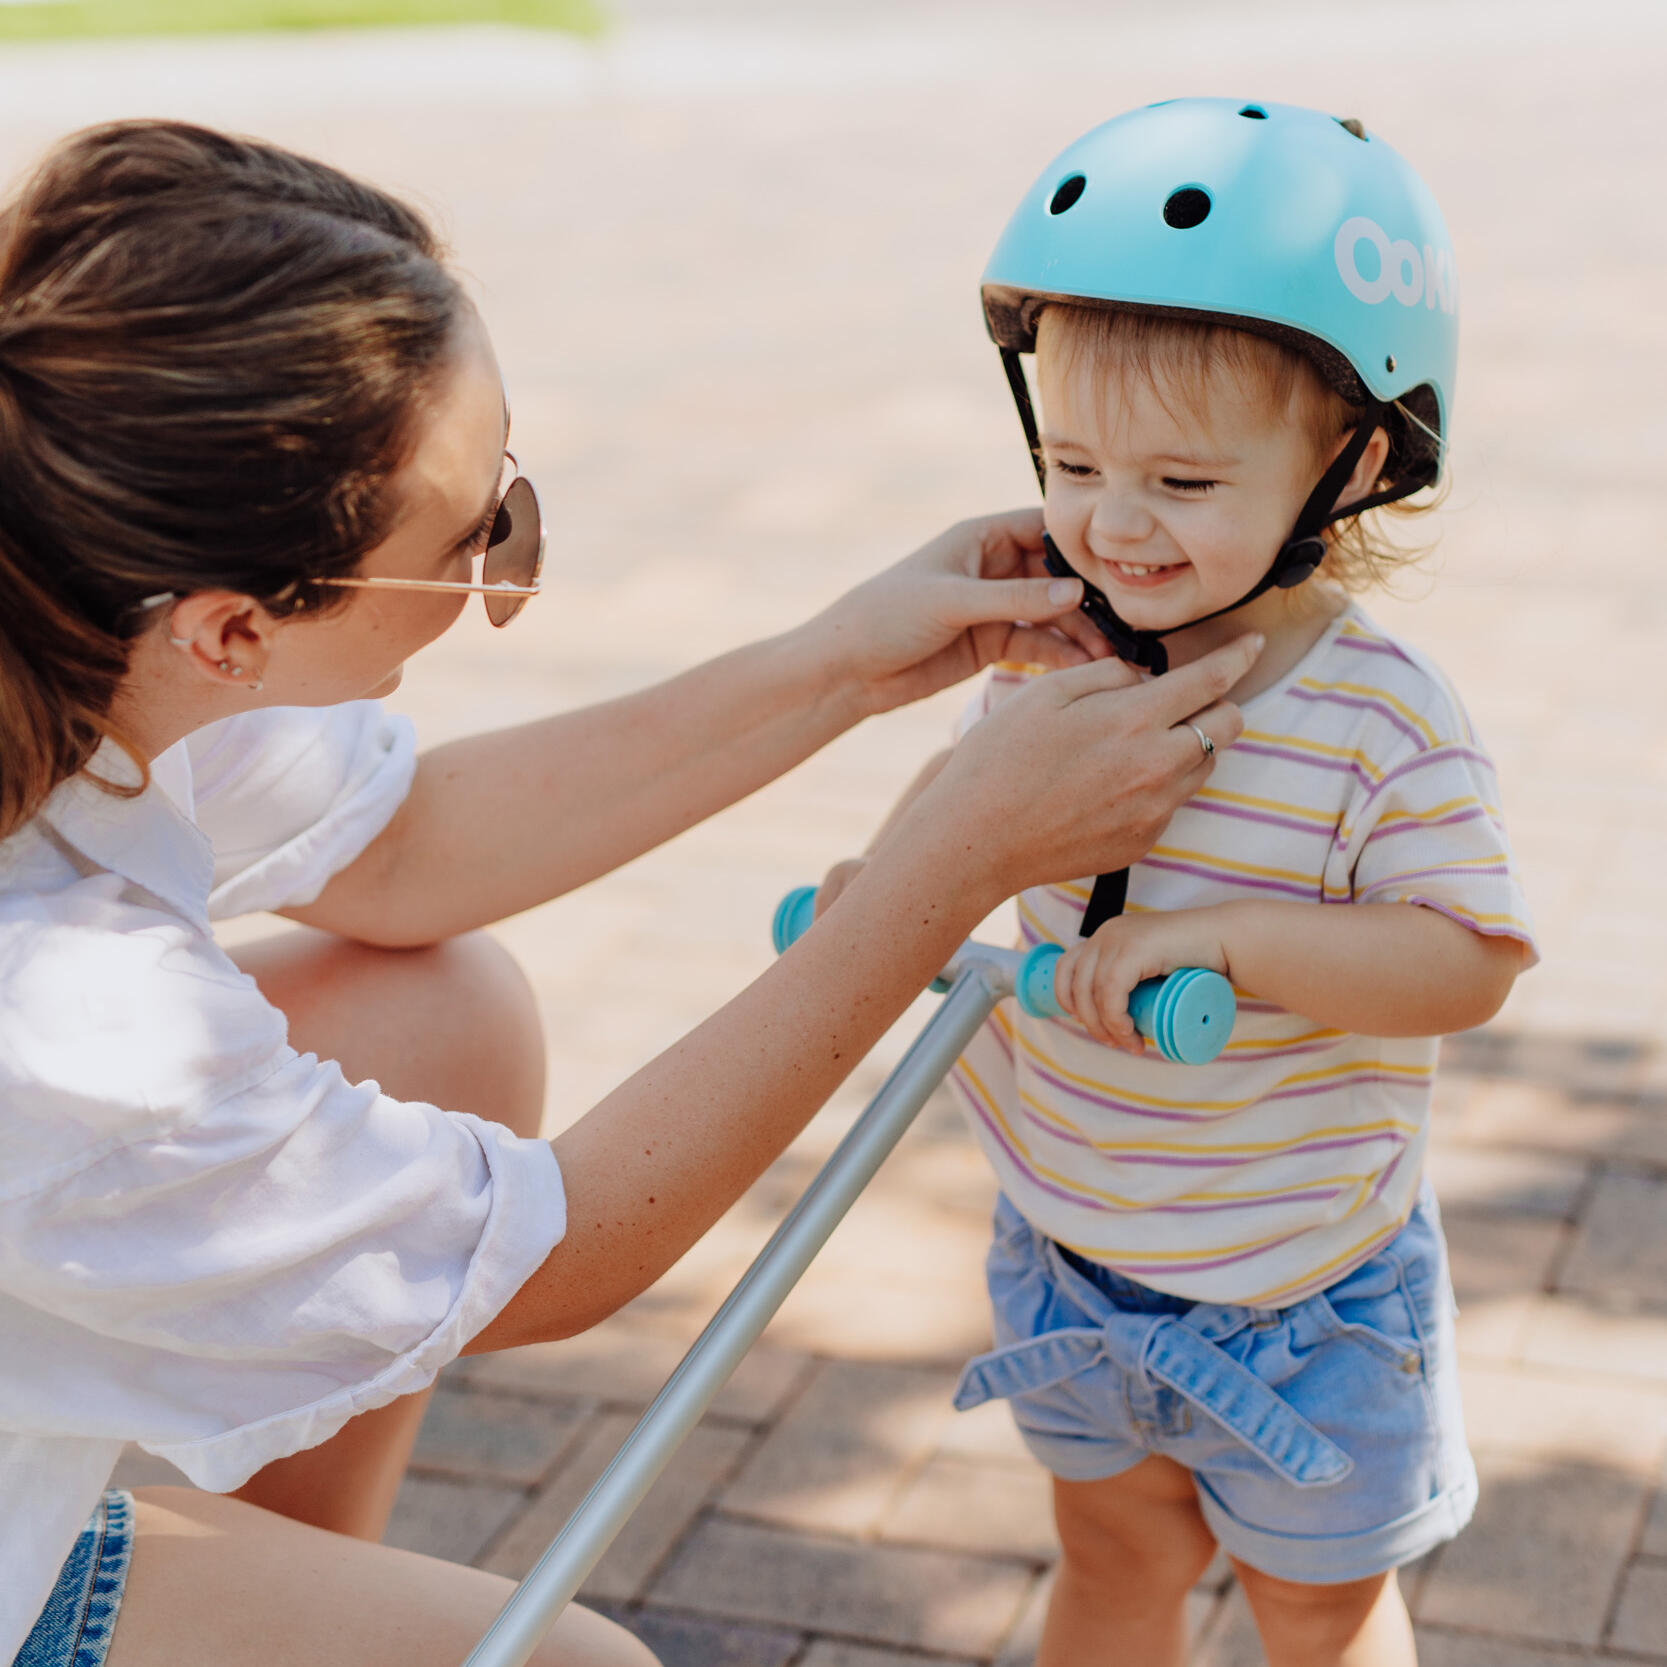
[0,119,464,839]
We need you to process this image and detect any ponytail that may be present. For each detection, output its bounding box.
[0,119,463,838]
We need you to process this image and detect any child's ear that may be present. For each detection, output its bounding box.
[1331,425,1392,515]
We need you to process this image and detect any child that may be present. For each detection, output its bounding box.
[818,101,1535,1665]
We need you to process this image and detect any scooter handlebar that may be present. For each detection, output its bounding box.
[770,887,1233,1065]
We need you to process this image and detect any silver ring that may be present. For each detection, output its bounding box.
[1185,720,1215,761]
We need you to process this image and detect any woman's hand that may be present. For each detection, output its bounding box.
[895,633,1262,914]
[1054,908,1233,1053]
[808,507,1110,717]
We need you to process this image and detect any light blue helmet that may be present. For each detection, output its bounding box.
[983,98,1456,674]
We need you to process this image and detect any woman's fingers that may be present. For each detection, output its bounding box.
[1031,650,1147,701]
[939,572,1085,630]
[1161,696,1242,772]
[1137,632,1264,724]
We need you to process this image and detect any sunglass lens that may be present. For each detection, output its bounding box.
[483,475,544,627]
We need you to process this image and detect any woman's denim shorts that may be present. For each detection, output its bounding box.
[954,1188,1476,1584]
[12,1491,133,1667]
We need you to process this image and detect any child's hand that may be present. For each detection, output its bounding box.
[1054,909,1232,1054]
[815,859,867,917]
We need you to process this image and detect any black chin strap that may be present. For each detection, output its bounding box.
[998,348,1388,935]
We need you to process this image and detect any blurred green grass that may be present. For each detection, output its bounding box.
[0,0,601,40]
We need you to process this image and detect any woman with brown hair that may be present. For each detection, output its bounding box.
[0,120,1257,1667]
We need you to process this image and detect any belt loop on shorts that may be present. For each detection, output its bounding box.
[1142,1309,1353,1488]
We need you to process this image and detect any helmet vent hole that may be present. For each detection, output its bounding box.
[1049,174,1087,215]
[1162,187,1212,230]
[1238,105,1267,119]
[1336,117,1367,140]
[1385,354,1397,373]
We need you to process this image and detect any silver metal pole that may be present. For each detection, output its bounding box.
[462,957,1010,1667]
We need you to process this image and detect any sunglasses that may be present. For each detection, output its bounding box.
[133,456,546,633]
[312,454,545,627]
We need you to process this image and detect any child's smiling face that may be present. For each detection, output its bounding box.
[1035,313,1331,638]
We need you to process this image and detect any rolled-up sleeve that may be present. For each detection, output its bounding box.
[187,703,417,921]
[0,920,565,1491]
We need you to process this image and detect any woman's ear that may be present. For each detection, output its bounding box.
[159,591,276,690]
[1331,425,1392,515]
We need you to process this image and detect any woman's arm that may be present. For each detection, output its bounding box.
[467,638,1260,1347]
[812,747,953,916]
[286,512,1103,948]
[1054,899,1530,1049]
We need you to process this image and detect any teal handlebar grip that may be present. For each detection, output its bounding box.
[770,884,949,994]
[771,886,819,955]
[1015,943,1235,1065]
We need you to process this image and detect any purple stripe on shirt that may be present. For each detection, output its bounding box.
[1143,856,1319,901]
[1289,684,1428,749]
[1085,1129,1409,1169]
[1263,1071,1426,1107]
[1233,738,1380,791]
[1363,860,1510,888]
[949,1082,1109,1212]
[1390,895,1535,946]
[1359,744,1496,809]
[1367,805,1492,840]
[1335,633,1414,665]
[1193,799,1337,839]
[1021,1060,1218,1123]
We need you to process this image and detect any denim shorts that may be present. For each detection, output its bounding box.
[954,1189,1476,1584]
[12,1491,133,1667]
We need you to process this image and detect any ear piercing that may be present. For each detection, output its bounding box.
[168,634,192,648]
[216,659,263,691]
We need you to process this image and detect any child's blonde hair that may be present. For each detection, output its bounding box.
[1035,304,1440,593]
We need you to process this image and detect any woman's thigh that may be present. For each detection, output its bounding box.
[230,924,546,1136]
[107,1488,656,1667]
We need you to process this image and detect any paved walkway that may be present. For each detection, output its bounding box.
[7,1,1664,1659]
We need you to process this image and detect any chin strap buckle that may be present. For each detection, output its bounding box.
[1273,535,1327,588]
[1041,533,1169,674]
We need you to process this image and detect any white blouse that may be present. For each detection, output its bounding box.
[0,705,568,1658]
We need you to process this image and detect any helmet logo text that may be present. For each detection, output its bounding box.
[1334,216,1456,315]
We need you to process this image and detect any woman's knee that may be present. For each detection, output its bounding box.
[1053,1460,1217,1595]
[412,929,546,1137]
[231,925,546,1135]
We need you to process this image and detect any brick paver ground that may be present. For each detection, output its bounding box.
[6,1,1665,1659]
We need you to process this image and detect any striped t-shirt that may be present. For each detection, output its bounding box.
[947,605,1537,1308]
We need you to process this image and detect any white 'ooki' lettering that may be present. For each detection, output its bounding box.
[1333,216,1456,314]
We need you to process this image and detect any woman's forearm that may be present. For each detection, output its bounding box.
[1219,900,1528,1035]
[295,621,866,946]
[466,815,998,1348]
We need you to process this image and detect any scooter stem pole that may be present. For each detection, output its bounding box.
[461,959,1009,1667]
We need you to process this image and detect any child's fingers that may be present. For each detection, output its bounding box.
[1060,947,1139,1051]
[1088,955,1145,1055]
